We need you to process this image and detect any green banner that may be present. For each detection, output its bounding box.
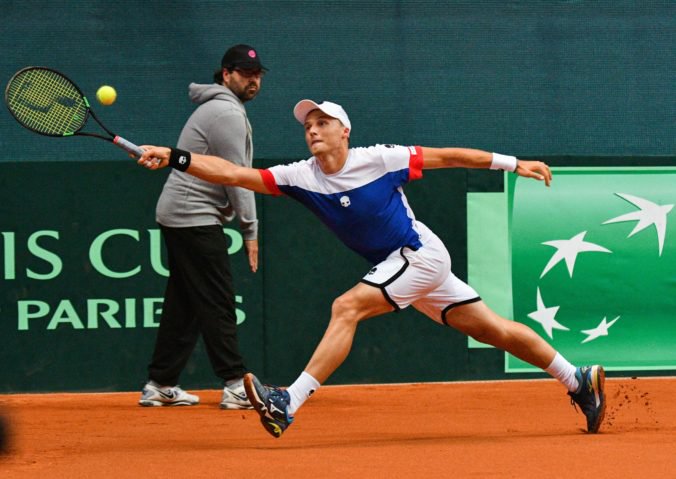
[508,167,676,371]
[0,162,264,392]
[0,161,474,392]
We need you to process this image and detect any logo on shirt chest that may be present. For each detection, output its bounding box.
[340,195,351,208]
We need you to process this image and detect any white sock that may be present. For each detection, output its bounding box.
[286,371,320,416]
[149,380,172,389]
[545,352,579,392]
[225,378,242,388]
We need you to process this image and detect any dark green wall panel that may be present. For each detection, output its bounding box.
[2,1,675,164]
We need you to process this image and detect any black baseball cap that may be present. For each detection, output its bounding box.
[221,44,267,71]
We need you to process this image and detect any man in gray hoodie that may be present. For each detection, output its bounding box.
[139,44,265,409]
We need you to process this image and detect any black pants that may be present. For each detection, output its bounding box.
[147,224,246,386]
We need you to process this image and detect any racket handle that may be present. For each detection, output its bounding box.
[113,136,144,158]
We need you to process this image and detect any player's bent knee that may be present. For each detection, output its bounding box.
[330,295,359,323]
[332,293,375,325]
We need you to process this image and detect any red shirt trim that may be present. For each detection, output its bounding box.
[258,169,282,196]
[409,145,424,181]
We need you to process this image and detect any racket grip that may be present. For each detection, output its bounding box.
[113,136,144,158]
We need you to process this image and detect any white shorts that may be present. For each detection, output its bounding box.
[360,223,480,325]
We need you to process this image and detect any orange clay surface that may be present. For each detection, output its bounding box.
[1,377,675,478]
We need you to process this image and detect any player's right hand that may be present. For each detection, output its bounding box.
[138,146,170,169]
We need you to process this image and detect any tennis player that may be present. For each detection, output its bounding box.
[138,99,606,438]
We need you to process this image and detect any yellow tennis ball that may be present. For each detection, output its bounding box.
[96,85,117,106]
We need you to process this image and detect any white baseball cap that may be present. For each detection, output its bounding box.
[293,99,351,131]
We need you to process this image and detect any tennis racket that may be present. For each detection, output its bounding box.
[4,66,143,157]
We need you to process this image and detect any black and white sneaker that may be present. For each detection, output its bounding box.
[220,379,253,410]
[138,381,200,407]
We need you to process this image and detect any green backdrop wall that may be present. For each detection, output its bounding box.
[0,162,473,392]
[2,1,674,164]
[1,1,675,392]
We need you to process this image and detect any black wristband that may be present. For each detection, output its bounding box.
[169,148,191,171]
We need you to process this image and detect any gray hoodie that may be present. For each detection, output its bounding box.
[155,83,258,240]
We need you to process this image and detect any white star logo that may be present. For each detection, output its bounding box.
[603,193,673,256]
[540,231,612,278]
[527,288,569,339]
[580,316,620,344]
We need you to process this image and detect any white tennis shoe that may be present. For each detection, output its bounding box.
[220,378,253,410]
[138,381,200,407]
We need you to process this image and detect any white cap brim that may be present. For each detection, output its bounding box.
[293,99,351,131]
[293,99,322,124]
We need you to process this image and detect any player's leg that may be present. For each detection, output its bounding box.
[304,282,394,382]
[244,242,450,437]
[445,300,557,368]
[299,240,452,391]
[444,301,605,432]
[244,282,392,437]
[415,273,605,433]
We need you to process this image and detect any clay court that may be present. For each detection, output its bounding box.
[1,376,674,478]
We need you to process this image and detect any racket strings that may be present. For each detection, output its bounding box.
[6,69,87,136]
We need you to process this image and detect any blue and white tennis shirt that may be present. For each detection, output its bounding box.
[259,144,424,264]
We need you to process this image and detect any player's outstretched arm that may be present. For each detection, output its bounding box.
[421,147,551,186]
[138,146,273,194]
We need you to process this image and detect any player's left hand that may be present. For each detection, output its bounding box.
[138,146,170,169]
[515,160,552,187]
